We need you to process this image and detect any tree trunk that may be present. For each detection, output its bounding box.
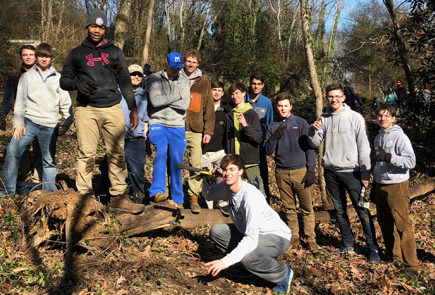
[197,0,211,51]
[299,0,334,210]
[383,0,416,100]
[113,0,132,49]
[322,0,340,87]
[142,0,156,64]
[164,0,172,52]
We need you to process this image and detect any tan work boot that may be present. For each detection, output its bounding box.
[190,195,201,214]
[109,195,145,214]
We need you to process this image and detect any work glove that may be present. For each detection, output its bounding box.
[272,122,286,140]
[374,146,392,163]
[301,171,316,188]
[0,114,6,131]
[77,80,98,96]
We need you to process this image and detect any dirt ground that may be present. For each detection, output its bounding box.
[0,115,434,294]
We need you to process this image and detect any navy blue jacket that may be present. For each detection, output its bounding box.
[264,114,316,172]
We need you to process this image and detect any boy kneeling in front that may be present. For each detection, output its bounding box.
[205,154,293,294]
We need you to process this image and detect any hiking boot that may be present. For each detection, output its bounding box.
[290,238,299,249]
[109,195,145,214]
[368,250,381,263]
[151,192,167,203]
[131,191,145,204]
[190,195,201,214]
[337,245,355,254]
[273,265,293,294]
[307,241,319,252]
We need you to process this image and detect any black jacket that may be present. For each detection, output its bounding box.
[225,108,262,165]
[60,38,135,109]
[203,104,229,153]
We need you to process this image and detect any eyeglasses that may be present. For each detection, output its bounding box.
[130,72,143,77]
[327,95,343,100]
[250,82,263,86]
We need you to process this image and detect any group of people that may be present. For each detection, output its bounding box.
[0,9,421,294]
[382,80,431,114]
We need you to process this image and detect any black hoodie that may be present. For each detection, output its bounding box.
[60,38,135,109]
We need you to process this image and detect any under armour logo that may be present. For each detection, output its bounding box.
[85,53,110,66]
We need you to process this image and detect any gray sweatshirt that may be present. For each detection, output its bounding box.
[206,181,291,267]
[373,125,415,184]
[308,104,371,173]
[180,68,202,86]
[14,66,71,128]
[147,70,191,128]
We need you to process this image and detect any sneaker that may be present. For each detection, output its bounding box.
[273,265,293,294]
[151,192,167,203]
[337,245,355,254]
[217,200,229,216]
[307,241,319,252]
[190,195,201,214]
[368,250,381,263]
[109,195,145,214]
[177,203,184,209]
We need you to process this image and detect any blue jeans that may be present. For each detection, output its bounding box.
[148,124,186,204]
[124,137,146,196]
[0,119,58,195]
[324,170,377,250]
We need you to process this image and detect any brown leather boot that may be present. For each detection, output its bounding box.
[109,195,145,214]
[307,241,319,252]
[190,195,201,214]
[290,238,299,249]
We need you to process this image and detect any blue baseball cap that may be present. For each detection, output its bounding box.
[167,52,183,70]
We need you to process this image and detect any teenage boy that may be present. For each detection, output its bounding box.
[122,64,149,204]
[147,52,190,207]
[373,103,419,271]
[180,49,215,213]
[0,45,42,184]
[205,154,293,294]
[308,83,380,263]
[201,81,228,210]
[0,43,72,195]
[225,83,264,195]
[0,45,36,130]
[264,93,318,251]
[245,74,273,198]
[60,9,143,214]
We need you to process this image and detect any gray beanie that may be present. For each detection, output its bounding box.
[85,9,107,28]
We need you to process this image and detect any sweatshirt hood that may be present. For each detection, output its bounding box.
[180,68,203,86]
[82,37,113,49]
[379,124,403,135]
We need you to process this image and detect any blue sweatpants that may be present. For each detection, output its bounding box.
[148,124,187,204]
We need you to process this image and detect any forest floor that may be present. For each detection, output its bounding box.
[0,114,434,295]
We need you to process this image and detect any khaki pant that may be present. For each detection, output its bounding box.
[186,131,203,197]
[75,104,127,196]
[275,167,316,242]
[375,181,419,270]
